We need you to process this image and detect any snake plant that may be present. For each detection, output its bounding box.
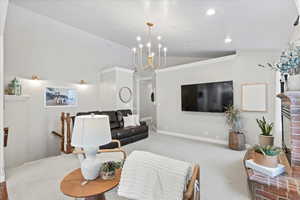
[256,117,274,136]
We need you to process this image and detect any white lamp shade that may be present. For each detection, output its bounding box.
[71,115,112,148]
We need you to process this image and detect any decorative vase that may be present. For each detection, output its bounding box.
[253,152,278,168]
[228,132,246,151]
[100,170,115,180]
[259,135,274,146]
[9,78,22,96]
[288,74,300,91]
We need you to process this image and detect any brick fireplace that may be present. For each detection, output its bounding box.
[244,92,300,200]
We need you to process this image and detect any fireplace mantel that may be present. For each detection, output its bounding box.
[277,91,300,177]
[243,91,300,200]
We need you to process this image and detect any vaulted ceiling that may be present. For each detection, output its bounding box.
[11,0,298,58]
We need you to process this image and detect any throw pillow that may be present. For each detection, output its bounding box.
[132,114,141,126]
[123,115,136,127]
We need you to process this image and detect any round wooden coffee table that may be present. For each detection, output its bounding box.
[60,168,121,200]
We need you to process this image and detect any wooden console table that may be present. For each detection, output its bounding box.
[244,149,300,200]
[60,168,121,200]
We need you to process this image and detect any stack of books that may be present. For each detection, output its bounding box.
[245,159,285,178]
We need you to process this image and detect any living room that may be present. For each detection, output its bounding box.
[1,0,300,200]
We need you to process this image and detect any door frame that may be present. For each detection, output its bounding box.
[135,76,153,121]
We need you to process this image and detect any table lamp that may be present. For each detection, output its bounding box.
[71,114,112,180]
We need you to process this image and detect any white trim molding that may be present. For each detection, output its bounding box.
[136,76,153,81]
[155,54,237,73]
[157,130,251,148]
[4,95,31,102]
[157,130,228,145]
[135,76,154,118]
[99,66,134,74]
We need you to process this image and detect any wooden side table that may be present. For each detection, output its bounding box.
[60,168,121,200]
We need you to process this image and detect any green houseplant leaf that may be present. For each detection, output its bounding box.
[254,145,281,157]
[256,117,273,136]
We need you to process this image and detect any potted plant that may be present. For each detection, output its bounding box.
[225,105,246,151]
[253,145,281,168]
[100,161,122,180]
[256,117,274,146]
[259,43,300,91]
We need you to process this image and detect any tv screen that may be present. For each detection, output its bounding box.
[181,81,233,113]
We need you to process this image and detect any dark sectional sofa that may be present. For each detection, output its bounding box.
[76,109,149,149]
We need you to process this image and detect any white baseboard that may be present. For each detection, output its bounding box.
[157,130,252,149]
[157,130,227,145]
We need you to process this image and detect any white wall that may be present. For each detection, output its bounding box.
[4,80,101,165]
[4,3,132,82]
[4,95,30,168]
[99,69,117,110]
[115,69,134,110]
[0,0,9,183]
[99,67,134,111]
[156,51,280,145]
[3,3,132,162]
[163,56,208,68]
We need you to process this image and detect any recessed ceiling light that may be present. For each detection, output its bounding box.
[136,36,141,41]
[206,8,216,16]
[224,37,232,44]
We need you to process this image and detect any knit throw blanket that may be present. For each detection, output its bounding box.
[118,151,192,200]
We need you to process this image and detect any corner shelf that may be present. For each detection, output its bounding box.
[4,95,31,102]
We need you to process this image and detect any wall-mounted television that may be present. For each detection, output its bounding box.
[181,81,233,113]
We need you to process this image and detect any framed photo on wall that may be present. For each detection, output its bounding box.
[241,83,267,112]
[44,87,78,107]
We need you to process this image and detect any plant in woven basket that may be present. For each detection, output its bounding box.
[225,105,242,133]
[101,161,122,173]
[253,145,281,168]
[254,145,281,156]
[100,161,122,180]
[256,117,274,136]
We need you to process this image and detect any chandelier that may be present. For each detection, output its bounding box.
[132,22,168,71]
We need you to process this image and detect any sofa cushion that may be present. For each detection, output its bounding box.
[131,125,148,134]
[117,109,132,118]
[110,122,120,129]
[123,115,136,127]
[111,125,148,140]
[111,128,132,139]
[116,109,133,127]
[119,132,149,146]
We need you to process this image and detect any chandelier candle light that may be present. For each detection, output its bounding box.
[132,22,167,71]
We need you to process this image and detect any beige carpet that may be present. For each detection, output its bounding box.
[6,132,250,200]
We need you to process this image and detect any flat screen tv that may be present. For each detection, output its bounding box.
[181,81,233,113]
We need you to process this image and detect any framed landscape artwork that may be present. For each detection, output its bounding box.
[45,87,78,107]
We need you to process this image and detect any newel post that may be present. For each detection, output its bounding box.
[66,113,73,154]
[60,112,65,153]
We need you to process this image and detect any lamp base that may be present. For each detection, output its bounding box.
[80,147,101,181]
